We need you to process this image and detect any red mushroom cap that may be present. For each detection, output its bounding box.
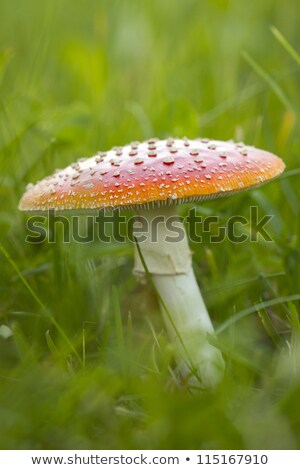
[19,138,285,211]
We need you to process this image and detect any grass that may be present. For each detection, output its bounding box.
[1,0,300,450]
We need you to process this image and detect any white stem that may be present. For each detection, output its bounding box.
[133,206,224,389]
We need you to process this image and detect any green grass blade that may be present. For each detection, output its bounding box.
[45,330,62,363]
[111,285,126,364]
[11,322,37,363]
[243,51,294,111]
[217,294,300,334]
[204,271,285,297]
[271,26,300,67]
[82,325,86,368]
[257,308,284,348]
[208,334,263,373]
[279,169,300,181]
[0,242,83,365]
[286,302,300,335]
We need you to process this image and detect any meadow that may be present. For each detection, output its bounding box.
[0,0,300,449]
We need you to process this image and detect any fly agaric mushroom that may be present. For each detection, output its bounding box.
[19,138,285,388]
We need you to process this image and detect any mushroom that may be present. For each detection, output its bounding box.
[19,138,285,388]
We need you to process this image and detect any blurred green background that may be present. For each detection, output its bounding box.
[1,0,300,450]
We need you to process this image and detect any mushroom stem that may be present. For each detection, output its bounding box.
[133,205,224,388]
